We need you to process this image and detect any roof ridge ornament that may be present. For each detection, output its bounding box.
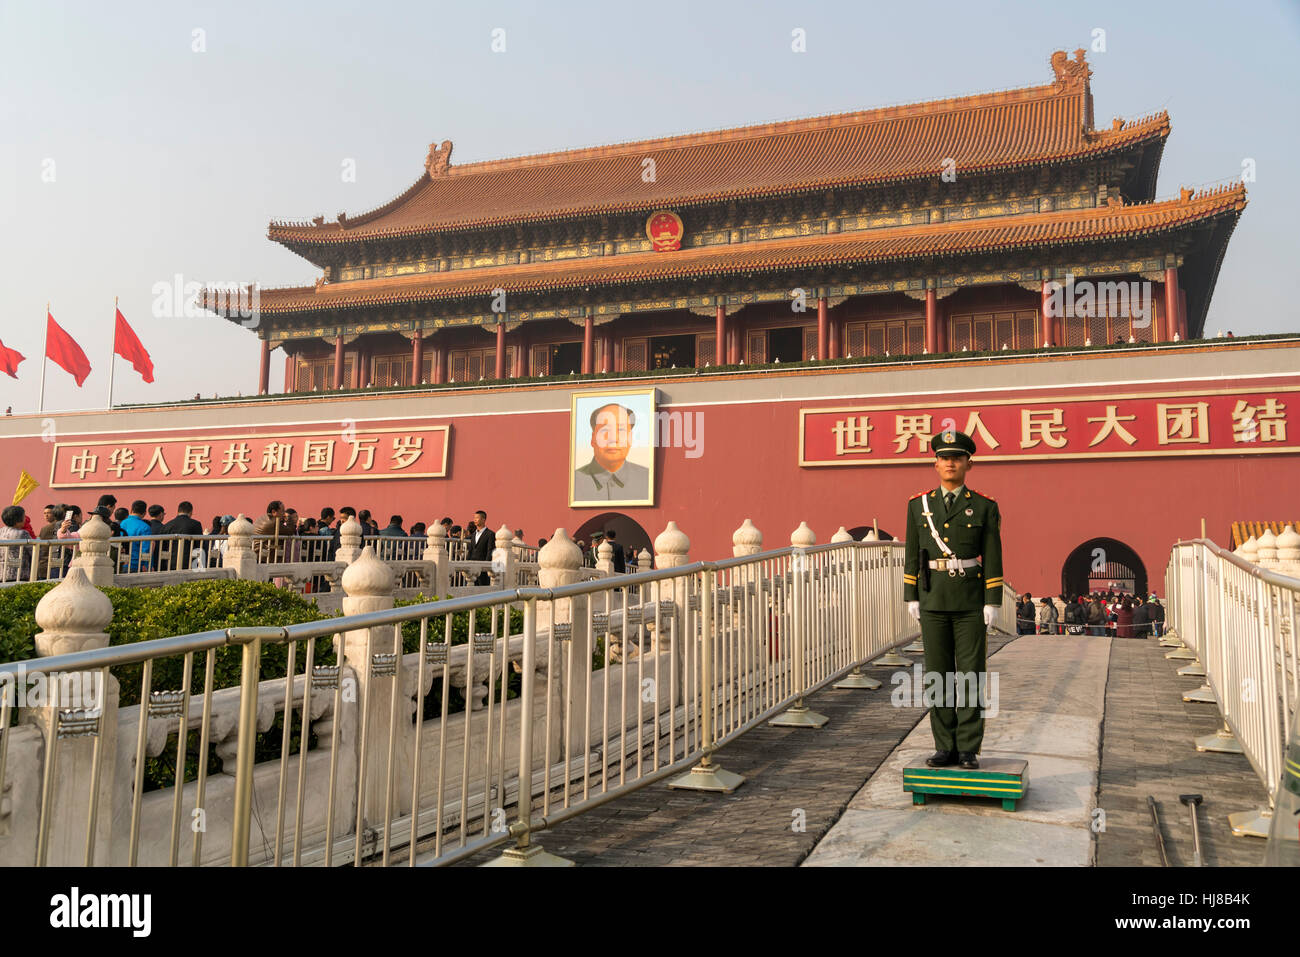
[425,139,453,178]
[1050,48,1091,89]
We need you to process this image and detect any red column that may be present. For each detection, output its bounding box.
[602,332,613,373]
[432,345,445,384]
[513,327,526,378]
[816,297,828,359]
[614,336,623,372]
[494,322,506,379]
[333,335,344,389]
[1164,267,1180,341]
[283,354,293,391]
[411,331,424,385]
[925,290,938,353]
[715,304,726,365]
[258,339,270,394]
[1040,281,1055,347]
[358,348,369,388]
[827,313,839,360]
[583,316,594,374]
[1178,288,1189,341]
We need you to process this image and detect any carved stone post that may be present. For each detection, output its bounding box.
[70,512,114,588]
[1256,528,1278,568]
[221,514,258,580]
[422,522,449,596]
[492,525,516,588]
[595,540,614,576]
[538,531,588,760]
[338,546,414,832]
[335,516,364,566]
[637,547,652,571]
[1276,525,1300,577]
[21,568,119,865]
[732,518,763,558]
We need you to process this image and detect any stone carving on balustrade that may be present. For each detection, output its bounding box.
[70,512,114,587]
[23,568,118,864]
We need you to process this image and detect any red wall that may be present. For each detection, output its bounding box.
[7,374,1294,600]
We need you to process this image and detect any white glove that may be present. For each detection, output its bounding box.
[907,601,920,621]
[983,606,996,627]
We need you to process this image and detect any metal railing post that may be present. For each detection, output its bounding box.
[229,632,264,866]
[486,597,572,865]
[668,566,745,792]
[770,548,829,727]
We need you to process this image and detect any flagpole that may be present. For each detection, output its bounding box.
[107,296,118,410]
[38,302,49,413]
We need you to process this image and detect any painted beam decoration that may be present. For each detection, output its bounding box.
[50,425,450,487]
[799,388,1298,466]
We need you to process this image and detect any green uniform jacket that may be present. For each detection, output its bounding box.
[903,487,1003,611]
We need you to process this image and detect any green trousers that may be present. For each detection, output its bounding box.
[919,609,988,753]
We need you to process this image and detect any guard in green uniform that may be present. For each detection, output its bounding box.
[902,430,1003,770]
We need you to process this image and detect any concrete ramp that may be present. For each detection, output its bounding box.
[803,636,1110,867]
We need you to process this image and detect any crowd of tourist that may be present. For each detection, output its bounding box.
[0,493,643,581]
[1015,591,1164,638]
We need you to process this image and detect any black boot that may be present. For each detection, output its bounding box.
[925,750,957,767]
[958,751,980,769]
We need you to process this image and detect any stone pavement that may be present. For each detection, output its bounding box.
[1094,635,1270,867]
[456,633,1014,866]
[803,635,1109,866]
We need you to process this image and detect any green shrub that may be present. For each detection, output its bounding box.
[1,580,335,791]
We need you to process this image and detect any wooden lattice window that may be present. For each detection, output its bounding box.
[952,311,1038,351]
[867,326,885,356]
[747,331,766,364]
[697,334,716,367]
[447,347,516,381]
[372,354,412,388]
[530,344,550,376]
[1016,313,1038,348]
[846,322,866,358]
[623,338,648,372]
[996,316,1015,349]
[803,327,819,360]
[294,354,353,392]
[906,320,924,354]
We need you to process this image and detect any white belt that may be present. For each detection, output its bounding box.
[927,557,981,571]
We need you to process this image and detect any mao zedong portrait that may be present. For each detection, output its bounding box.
[573,403,650,502]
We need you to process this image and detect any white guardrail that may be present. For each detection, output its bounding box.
[0,531,1018,867]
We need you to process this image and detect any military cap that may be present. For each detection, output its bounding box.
[930,429,976,457]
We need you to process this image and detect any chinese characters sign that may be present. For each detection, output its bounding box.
[799,389,1299,466]
[50,426,450,487]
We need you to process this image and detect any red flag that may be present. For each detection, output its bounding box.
[45,312,92,387]
[114,308,154,383]
[0,339,24,379]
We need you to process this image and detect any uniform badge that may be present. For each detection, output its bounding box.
[965,508,973,516]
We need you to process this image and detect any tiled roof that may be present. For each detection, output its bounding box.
[267,50,1168,245]
[210,184,1246,318]
[1231,521,1300,548]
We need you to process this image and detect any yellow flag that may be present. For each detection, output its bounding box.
[12,470,39,506]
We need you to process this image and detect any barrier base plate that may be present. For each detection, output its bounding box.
[903,757,1029,812]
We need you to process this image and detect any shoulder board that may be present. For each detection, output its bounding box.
[909,491,925,500]
[968,488,997,504]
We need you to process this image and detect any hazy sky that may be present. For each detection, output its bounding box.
[2,0,1297,413]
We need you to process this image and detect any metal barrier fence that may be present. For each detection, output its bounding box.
[0,536,1017,866]
[0,531,519,587]
[1165,540,1299,839]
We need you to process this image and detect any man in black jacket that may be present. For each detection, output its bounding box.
[606,529,626,573]
[161,500,204,570]
[467,509,493,584]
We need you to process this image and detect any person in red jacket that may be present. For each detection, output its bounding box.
[1115,597,1135,638]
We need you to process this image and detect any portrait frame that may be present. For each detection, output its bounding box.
[569,387,657,508]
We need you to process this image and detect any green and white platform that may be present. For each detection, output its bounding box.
[903,757,1030,811]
